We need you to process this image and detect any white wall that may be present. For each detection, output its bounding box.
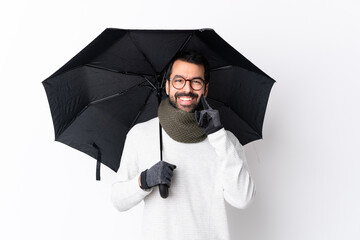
[1,0,359,239]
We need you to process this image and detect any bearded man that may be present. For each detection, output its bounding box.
[111,50,255,240]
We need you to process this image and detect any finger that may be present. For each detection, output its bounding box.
[203,112,208,124]
[163,180,171,188]
[200,95,210,110]
[195,111,205,126]
[168,164,176,171]
[201,95,213,110]
[195,110,200,122]
[199,112,209,128]
[162,161,173,168]
[166,170,173,177]
[163,169,172,179]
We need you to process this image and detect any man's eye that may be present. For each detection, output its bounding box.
[192,80,201,84]
[174,79,184,83]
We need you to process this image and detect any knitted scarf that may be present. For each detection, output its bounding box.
[158,98,206,143]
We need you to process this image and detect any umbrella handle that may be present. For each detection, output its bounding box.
[158,121,169,199]
[159,184,169,198]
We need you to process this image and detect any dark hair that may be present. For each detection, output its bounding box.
[165,50,210,83]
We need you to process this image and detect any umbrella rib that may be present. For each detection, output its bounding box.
[89,92,121,105]
[88,81,146,105]
[56,81,148,139]
[158,32,194,81]
[143,76,156,90]
[205,96,261,137]
[85,63,154,77]
[129,88,155,129]
[127,31,157,75]
[210,65,276,83]
[211,65,232,71]
[177,32,194,52]
[44,64,154,83]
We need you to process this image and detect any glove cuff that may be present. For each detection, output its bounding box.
[206,125,223,135]
[140,170,150,190]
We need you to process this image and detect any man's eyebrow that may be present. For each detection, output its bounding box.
[173,74,185,79]
[173,75,204,80]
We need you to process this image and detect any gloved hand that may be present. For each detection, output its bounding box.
[195,95,223,135]
[140,160,177,190]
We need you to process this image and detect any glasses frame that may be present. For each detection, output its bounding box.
[168,76,206,91]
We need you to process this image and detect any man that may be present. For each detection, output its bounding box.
[111,50,255,240]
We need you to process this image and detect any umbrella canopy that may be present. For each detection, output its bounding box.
[43,28,275,178]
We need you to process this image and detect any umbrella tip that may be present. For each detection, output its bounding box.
[199,28,214,32]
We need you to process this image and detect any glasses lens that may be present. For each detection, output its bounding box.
[190,79,204,90]
[172,77,185,89]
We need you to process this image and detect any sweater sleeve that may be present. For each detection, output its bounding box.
[111,129,153,212]
[207,128,256,209]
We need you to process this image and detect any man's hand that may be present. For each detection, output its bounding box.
[195,95,223,135]
[139,161,176,190]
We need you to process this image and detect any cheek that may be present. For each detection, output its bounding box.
[197,90,205,98]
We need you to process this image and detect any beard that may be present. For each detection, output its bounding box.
[168,91,201,113]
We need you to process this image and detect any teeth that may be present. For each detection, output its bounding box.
[179,97,192,101]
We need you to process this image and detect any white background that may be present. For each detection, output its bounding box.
[1,0,359,239]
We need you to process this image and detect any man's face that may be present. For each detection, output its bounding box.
[166,60,208,112]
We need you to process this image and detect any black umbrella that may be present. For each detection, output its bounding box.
[43,28,275,192]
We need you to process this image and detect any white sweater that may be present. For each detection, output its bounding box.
[111,117,255,240]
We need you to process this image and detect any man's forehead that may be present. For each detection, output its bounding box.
[171,60,205,78]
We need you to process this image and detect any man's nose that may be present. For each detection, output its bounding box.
[182,80,192,92]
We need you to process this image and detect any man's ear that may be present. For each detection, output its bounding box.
[204,83,209,97]
[165,80,169,95]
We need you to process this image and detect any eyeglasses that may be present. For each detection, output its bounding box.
[169,76,205,90]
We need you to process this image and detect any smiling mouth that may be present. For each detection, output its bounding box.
[178,96,194,101]
[177,96,196,106]
[175,92,198,107]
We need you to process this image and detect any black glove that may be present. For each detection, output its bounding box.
[195,95,223,135]
[140,161,176,190]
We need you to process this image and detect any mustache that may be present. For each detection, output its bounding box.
[175,92,198,98]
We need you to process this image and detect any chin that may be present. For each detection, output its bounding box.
[177,103,197,113]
